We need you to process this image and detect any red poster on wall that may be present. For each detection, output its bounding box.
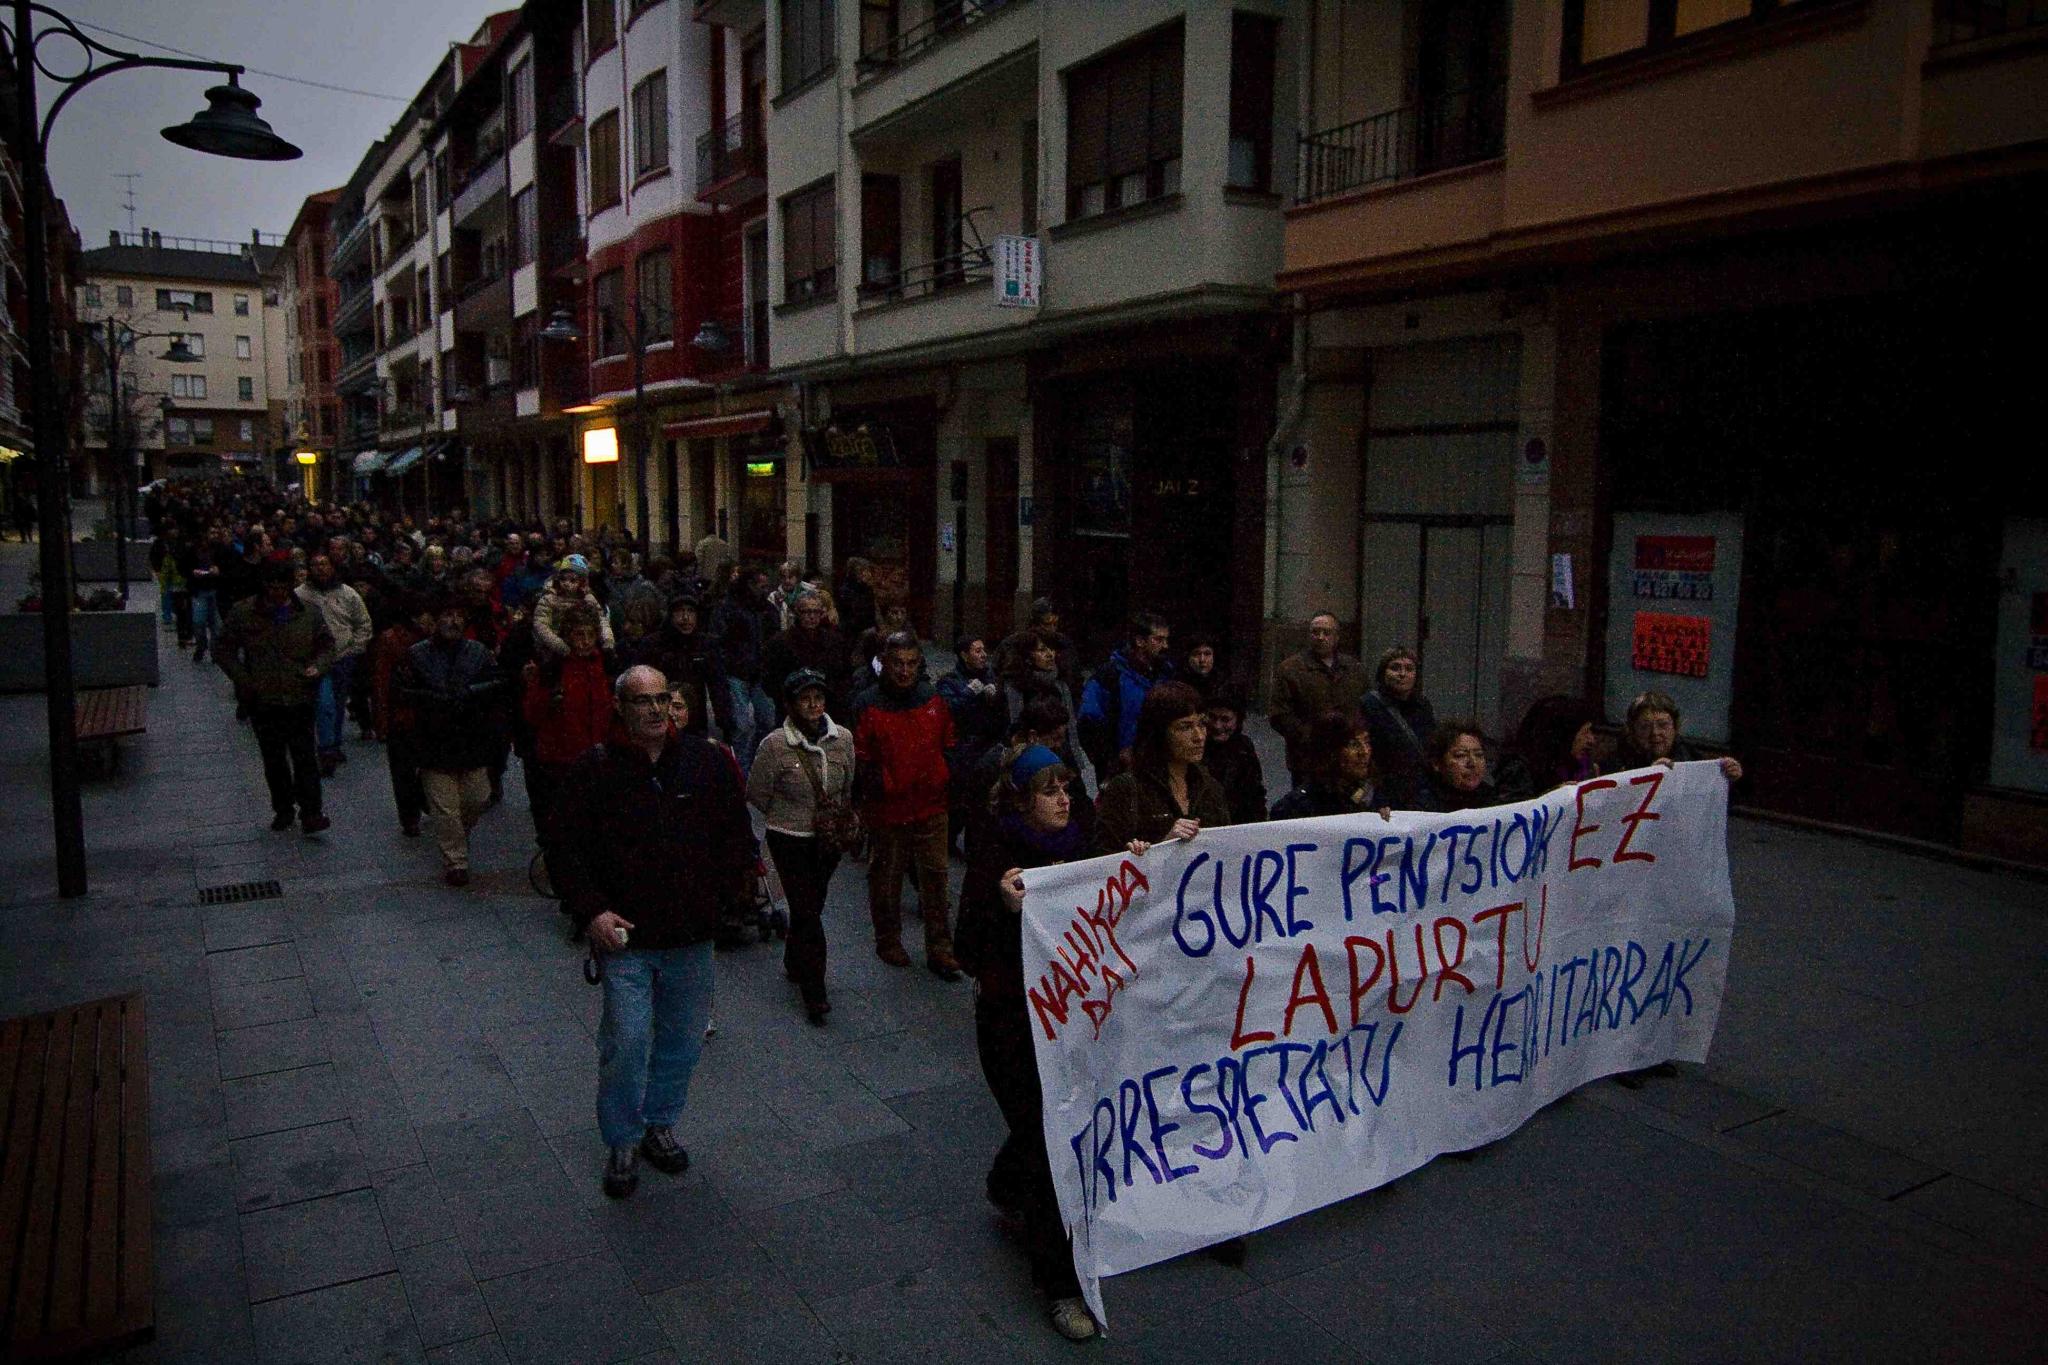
[1632,612,1712,679]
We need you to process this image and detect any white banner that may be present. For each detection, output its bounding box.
[1022,762,1737,1323]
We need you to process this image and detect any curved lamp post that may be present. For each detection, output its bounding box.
[4,2,298,897]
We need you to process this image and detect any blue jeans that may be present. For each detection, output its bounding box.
[727,679,776,770]
[596,941,715,1149]
[316,654,359,756]
[189,590,218,656]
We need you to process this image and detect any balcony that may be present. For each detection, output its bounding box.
[1296,83,1507,206]
[454,272,512,335]
[334,285,373,333]
[380,406,431,437]
[543,222,585,277]
[542,82,581,145]
[856,240,993,306]
[452,159,508,228]
[1932,0,2048,47]
[695,110,766,206]
[857,0,1020,74]
[693,0,764,28]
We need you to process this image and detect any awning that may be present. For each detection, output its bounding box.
[351,450,387,476]
[662,410,774,440]
[383,445,426,477]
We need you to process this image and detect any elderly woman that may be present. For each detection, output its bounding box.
[1419,721,1497,813]
[1269,710,1393,821]
[1614,690,1744,783]
[748,669,857,1026]
[1359,646,1438,809]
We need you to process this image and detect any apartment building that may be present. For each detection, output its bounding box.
[0,110,83,516]
[331,144,385,502]
[281,190,342,500]
[76,231,286,489]
[1273,0,2048,860]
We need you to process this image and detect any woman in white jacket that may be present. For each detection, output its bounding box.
[747,668,856,1025]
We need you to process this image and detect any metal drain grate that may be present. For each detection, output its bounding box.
[197,879,284,906]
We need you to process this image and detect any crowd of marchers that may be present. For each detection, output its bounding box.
[140,478,1738,1346]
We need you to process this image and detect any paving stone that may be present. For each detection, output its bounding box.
[396,1238,492,1348]
[373,1163,453,1251]
[223,1063,351,1139]
[1729,1110,1947,1200]
[203,906,294,953]
[208,941,306,990]
[248,1271,424,1365]
[212,976,315,1032]
[239,1188,395,1302]
[478,1253,667,1365]
[1894,1174,2048,1270]
[230,1119,369,1211]
[426,1337,509,1364]
[216,1016,332,1081]
[154,1158,242,1230]
[440,1176,605,1282]
[594,1177,753,1295]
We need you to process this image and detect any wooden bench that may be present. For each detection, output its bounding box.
[74,686,148,775]
[0,994,154,1359]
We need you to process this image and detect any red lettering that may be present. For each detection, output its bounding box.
[1282,944,1339,1038]
[1612,770,1665,865]
[1344,935,1385,1027]
[1230,955,1276,1050]
[1470,901,1521,991]
[1570,778,1619,871]
[1028,959,1086,1041]
[1385,927,1425,1015]
[1431,916,1475,1002]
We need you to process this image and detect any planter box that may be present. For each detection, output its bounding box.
[0,611,161,692]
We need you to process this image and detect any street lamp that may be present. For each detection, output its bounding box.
[539,302,669,552]
[83,319,200,601]
[4,1,300,898]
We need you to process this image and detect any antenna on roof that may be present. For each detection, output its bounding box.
[115,173,141,235]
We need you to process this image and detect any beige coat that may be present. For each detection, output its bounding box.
[747,717,856,836]
[531,586,615,657]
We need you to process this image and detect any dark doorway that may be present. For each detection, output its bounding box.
[985,436,1020,640]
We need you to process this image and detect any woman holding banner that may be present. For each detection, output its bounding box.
[957,744,1116,1342]
[1094,681,1230,856]
[1269,710,1395,822]
[1496,694,1604,801]
[1359,646,1438,807]
[1614,690,1745,783]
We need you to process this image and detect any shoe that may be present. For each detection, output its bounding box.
[318,754,339,778]
[603,1145,639,1199]
[876,942,911,968]
[639,1126,689,1175]
[270,811,296,832]
[926,951,963,983]
[401,820,421,838]
[443,867,470,888]
[301,814,331,835]
[1204,1236,1247,1268]
[486,780,503,809]
[191,650,207,664]
[804,998,831,1027]
[1048,1298,1099,1342]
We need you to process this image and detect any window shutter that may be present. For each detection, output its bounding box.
[1105,48,1150,179]
[1067,65,1107,190]
[814,189,836,281]
[1149,25,1183,163]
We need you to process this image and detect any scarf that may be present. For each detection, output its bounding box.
[998,810,1086,863]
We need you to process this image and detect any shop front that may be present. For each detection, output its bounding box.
[805,396,938,633]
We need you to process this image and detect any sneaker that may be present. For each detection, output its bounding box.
[443,867,470,888]
[1048,1298,1099,1342]
[639,1126,689,1175]
[270,811,296,832]
[603,1145,639,1199]
[876,942,911,968]
[301,813,332,835]
[926,950,963,983]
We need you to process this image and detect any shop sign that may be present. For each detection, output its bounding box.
[1632,612,1712,679]
[1632,534,1717,602]
[994,234,1041,309]
[803,423,900,470]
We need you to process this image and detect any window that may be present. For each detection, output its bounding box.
[586,0,616,55]
[860,174,901,292]
[631,71,669,178]
[234,293,250,315]
[318,352,332,385]
[264,286,281,306]
[636,250,674,343]
[1564,0,1817,72]
[1020,119,1038,235]
[191,417,214,443]
[1065,22,1183,220]
[166,417,191,445]
[84,283,101,308]
[239,376,256,401]
[315,298,328,329]
[240,419,255,442]
[514,313,539,388]
[157,288,215,314]
[413,172,429,233]
[929,155,963,287]
[781,179,837,303]
[860,0,897,60]
[116,284,133,307]
[434,150,452,210]
[1227,12,1278,192]
[509,58,533,141]
[781,0,835,92]
[593,268,626,355]
[236,335,253,360]
[588,111,622,210]
[178,333,205,359]
[172,374,208,399]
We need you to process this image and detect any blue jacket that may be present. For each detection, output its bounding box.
[1077,650,1172,775]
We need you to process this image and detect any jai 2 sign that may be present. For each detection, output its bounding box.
[994,234,1041,309]
[1022,764,1737,1324]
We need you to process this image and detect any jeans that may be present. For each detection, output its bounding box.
[250,703,322,820]
[868,812,953,957]
[316,655,359,756]
[158,580,178,625]
[596,942,715,1149]
[766,830,840,1006]
[727,679,776,771]
[189,590,218,659]
[420,767,489,870]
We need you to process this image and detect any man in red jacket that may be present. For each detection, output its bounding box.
[853,631,961,980]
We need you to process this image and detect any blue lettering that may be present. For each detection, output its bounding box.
[1173,853,1216,957]
[1251,849,1288,943]
[1283,842,1319,935]
[1671,937,1711,1015]
[1140,1065,1194,1181]
[1369,836,1405,914]
[1182,1064,1233,1161]
[1340,837,1380,922]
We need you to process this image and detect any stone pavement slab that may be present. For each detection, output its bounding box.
[0,551,2040,1362]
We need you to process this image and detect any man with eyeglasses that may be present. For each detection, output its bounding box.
[549,664,758,1200]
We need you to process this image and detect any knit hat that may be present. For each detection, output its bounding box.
[1009,744,1065,789]
[560,554,591,575]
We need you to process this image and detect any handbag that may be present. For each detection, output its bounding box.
[797,747,863,855]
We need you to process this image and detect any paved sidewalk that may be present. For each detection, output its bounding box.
[0,542,2041,1364]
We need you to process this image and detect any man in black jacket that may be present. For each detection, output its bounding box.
[627,593,734,742]
[551,664,758,1199]
[397,597,505,886]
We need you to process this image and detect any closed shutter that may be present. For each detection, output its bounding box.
[1067,64,1107,191]
[1105,48,1151,179]
[785,192,814,294]
[1149,25,1183,163]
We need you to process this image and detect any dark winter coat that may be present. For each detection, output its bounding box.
[851,678,956,827]
[1201,731,1269,826]
[1077,650,1172,776]
[713,592,779,684]
[760,624,852,716]
[1270,650,1371,773]
[216,595,334,708]
[1094,764,1230,856]
[938,661,1006,782]
[630,623,735,740]
[398,637,505,772]
[1360,689,1438,809]
[1269,781,1388,822]
[955,810,1093,999]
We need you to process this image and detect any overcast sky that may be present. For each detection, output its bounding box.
[45,0,508,248]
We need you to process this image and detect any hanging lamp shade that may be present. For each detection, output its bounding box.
[161,78,302,161]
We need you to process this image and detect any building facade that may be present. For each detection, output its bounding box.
[76,231,286,490]
[1274,0,2048,859]
[281,190,342,499]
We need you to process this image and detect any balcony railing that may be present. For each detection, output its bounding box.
[857,0,1019,73]
[542,81,580,140]
[1295,83,1507,206]
[857,241,994,304]
[694,110,766,197]
[1933,0,2048,45]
